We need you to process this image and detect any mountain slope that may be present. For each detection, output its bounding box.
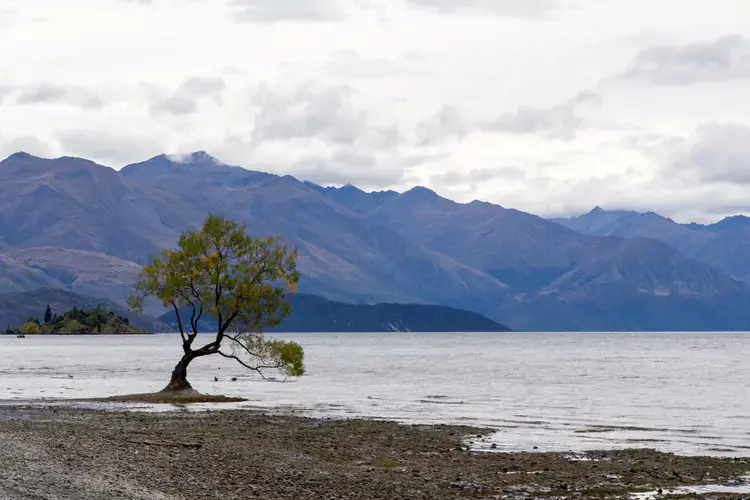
[361,186,612,291]
[495,238,750,331]
[159,294,511,332]
[2,152,510,317]
[315,184,750,330]
[0,152,198,261]
[122,153,511,311]
[0,253,61,292]
[554,208,750,282]
[542,237,745,296]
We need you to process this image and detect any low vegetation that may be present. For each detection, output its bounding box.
[5,304,148,335]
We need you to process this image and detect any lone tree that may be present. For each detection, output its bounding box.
[129,214,305,394]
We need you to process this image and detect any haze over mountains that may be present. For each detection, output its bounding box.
[2,151,750,331]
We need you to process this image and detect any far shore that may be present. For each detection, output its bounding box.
[1,405,749,499]
[2,332,155,336]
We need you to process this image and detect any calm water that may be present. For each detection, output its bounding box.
[1,332,749,457]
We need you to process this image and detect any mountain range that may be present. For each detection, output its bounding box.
[2,151,750,331]
[552,207,750,282]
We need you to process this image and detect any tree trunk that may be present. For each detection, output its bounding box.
[161,354,197,393]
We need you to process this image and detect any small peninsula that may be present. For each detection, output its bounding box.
[6,305,149,335]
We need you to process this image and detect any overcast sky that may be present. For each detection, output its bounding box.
[2,0,750,222]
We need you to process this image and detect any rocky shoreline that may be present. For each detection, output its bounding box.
[0,406,748,499]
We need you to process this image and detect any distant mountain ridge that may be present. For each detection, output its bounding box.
[553,207,750,282]
[159,294,511,333]
[303,181,399,215]
[3,150,750,331]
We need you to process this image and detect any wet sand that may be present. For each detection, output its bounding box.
[0,406,749,499]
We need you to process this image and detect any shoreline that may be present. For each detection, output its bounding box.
[1,406,749,499]
[1,332,154,336]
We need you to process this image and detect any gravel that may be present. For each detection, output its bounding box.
[1,407,749,499]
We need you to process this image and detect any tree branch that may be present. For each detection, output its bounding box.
[217,310,241,336]
[188,281,203,336]
[193,303,203,336]
[223,333,266,362]
[176,289,199,344]
[170,301,187,344]
[217,350,283,381]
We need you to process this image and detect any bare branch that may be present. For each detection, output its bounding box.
[217,310,241,336]
[223,334,266,361]
[218,350,284,381]
[190,338,222,358]
[170,301,187,344]
[188,281,203,335]
[175,289,199,343]
[193,303,203,336]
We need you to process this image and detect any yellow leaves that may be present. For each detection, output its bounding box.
[202,251,219,270]
[288,281,298,294]
[20,322,41,335]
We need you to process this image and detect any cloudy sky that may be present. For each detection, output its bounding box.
[1,0,750,222]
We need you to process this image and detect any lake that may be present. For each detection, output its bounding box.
[1,332,748,457]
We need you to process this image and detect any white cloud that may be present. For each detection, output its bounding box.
[481,91,602,140]
[405,0,563,18]
[623,35,750,85]
[12,83,103,109]
[249,82,368,144]
[664,123,750,185]
[229,0,345,22]
[1,0,750,222]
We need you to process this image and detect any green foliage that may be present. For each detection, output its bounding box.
[64,319,85,333]
[19,322,41,335]
[129,213,305,380]
[44,304,52,324]
[8,305,146,334]
[267,338,305,377]
[242,333,306,377]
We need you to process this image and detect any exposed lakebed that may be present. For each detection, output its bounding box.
[2,407,750,500]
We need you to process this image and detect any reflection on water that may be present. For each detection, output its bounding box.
[1,331,749,456]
